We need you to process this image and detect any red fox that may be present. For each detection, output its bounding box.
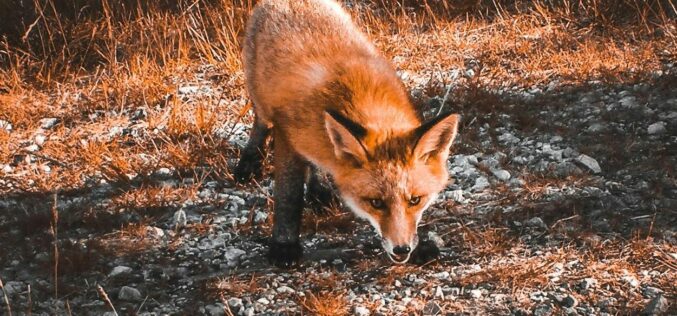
[234,0,460,267]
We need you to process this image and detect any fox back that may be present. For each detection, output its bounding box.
[241,0,460,264]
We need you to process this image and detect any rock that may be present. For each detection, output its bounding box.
[647,122,666,135]
[641,294,668,315]
[555,162,582,177]
[470,289,482,299]
[525,217,548,230]
[444,189,465,203]
[173,209,187,228]
[0,119,12,131]
[619,96,639,108]
[423,301,442,315]
[472,176,490,192]
[276,286,294,294]
[205,303,226,316]
[355,306,370,316]
[621,275,640,287]
[118,286,142,301]
[642,287,663,298]
[227,297,243,309]
[533,303,553,316]
[580,277,598,290]
[575,154,601,174]
[178,86,199,95]
[432,271,450,280]
[25,144,39,152]
[39,117,59,129]
[257,297,270,305]
[253,210,268,223]
[224,247,246,266]
[35,134,47,146]
[492,169,511,181]
[109,266,133,278]
[427,231,445,248]
[2,281,24,296]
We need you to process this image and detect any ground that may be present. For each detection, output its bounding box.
[0,1,675,315]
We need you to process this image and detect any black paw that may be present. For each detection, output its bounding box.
[233,158,263,183]
[409,240,440,265]
[267,241,303,268]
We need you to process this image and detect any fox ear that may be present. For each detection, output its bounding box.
[324,111,369,166]
[413,113,460,161]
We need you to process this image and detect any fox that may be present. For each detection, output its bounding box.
[234,0,460,267]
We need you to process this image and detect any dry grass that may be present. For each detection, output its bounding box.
[299,291,349,316]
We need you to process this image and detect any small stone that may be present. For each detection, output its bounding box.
[525,217,548,230]
[256,297,270,305]
[118,286,142,301]
[470,289,482,299]
[423,301,442,315]
[173,209,187,228]
[575,154,602,174]
[0,119,12,131]
[394,280,402,287]
[492,169,511,181]
[580,277,598,290]
[1,281,24,296]
[276,286,294,294]
[642,294,668,315]
[205,304,225,316]
[253,210,268,223]
[178,86,199,95]
[432,271,450,280]
[647,122,666,135]
[355,306,370,316]
[472,176,490,192]
[39,118,59,129]
[25,144,39,152]
[643,287,663,298]
[619,96,639,108]
[35,134,47,146]
[444,189,465,203]
[225,247,246,266]
[227,297,243,309]
[621,275,640,287]
[427,231,445,248]
[2,165,13,173]
[109,266,133,278]
[533,303,553,316]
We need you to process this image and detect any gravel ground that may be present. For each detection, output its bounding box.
[1,64,676,315]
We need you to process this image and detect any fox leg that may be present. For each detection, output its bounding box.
[268,131,306,267]
[233,114,271,183]
[305,165,339,212]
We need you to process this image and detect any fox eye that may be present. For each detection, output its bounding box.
[408,196,421,206]
[368,199,386,210]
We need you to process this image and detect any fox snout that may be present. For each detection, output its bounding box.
[381,232,419,264]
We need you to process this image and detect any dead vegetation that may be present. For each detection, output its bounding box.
[0,0,675,314]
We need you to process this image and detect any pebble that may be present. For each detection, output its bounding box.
[472,176,490,192]
[575,154,602,174]
[444,189,465,203]
[118,286,142,301]
[0,119,12,131]
[173,209,187,228]
[492,169,511,181]
[39,117,59,129]
[34,134,47,146]
[525,217,548,230]
[109,266,133,278]
[619,96,639,108]
[470,289,482,299]
[227,297,243,309]
[642,294,668,315]
[355,306,370,316]
[225,247,246,266]
[205,304,226,316]
[647,122,666,135]
[580,277,598,290]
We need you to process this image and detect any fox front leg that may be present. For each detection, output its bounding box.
[267,132,306,268]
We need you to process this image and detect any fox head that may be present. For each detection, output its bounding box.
[324,110,460,263]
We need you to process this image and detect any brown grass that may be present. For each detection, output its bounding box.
[299,291,349,316]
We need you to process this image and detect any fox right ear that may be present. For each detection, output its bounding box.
[324,111,369,166]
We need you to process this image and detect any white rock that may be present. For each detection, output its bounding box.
[253,211,268,223]
[0,119,12,131]
[470,289,482,299]
[257,297,270,305]
[471,176,490,192]
[25,144,39,152]
[355,306,370,316]
[576,154,602,174]
[173,209,187,228]
[647,122,666,135]
[444,189,465,203]
[118,286,142,301]
[432,271,450,280]
[39,118,59,129]
[2,165,13,173]
[178,86,200,94]
[227,297,243,308]
[109,266,133,277]
[276,286,294,294]
[492,169,511,181]
[225,248,246,266]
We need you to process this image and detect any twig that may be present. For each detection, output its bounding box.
[136,296,149,314]
[435,78,454,117]
[550,214,579,229]
[0,277,12,316]
[97,285,118,316]
[20,149,71,168]
[27,284,31,316]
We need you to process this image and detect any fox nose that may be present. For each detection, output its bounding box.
[393,245,411,255]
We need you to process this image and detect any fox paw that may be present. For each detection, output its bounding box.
[267,241,303,268]
[233,158,263,183]
[409,240,440,265]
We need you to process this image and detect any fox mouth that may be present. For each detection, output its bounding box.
[386,252,411,264]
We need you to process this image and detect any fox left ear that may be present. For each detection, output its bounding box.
[413,113,460,161]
